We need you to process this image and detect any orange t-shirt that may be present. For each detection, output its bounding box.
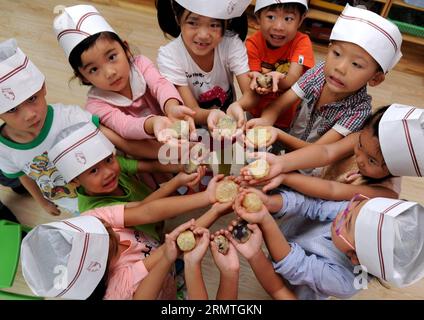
[246,31,315,129]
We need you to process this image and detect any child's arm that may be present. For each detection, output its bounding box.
[272,128,345,151]
[176,85,215,126]
[183,227,211,300]
[100,125,161,160]
[210,230,240,300]
[226,225,296,300]
[279,172,398,200]
[18,175,60,216]
[141,168,205,203]
[136,160,182,174]
[241,133,357,185]
[133,219,195,299]
[123,175,224,226]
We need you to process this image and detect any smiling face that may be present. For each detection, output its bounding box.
[179,10,224,62]
[0,84,48,141]
[257,6,304,49]
[74,154,121,196]
[354,127,390,179]
[78,36,132,98]
[324,41,385,99]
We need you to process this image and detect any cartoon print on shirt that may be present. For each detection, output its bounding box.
[26,152,78,200]
[261,59,290,75]
[198,86,234,110]
[134,230,159,258]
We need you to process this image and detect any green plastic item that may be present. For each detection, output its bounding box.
[390,19,424,38]
[0,220,21,288]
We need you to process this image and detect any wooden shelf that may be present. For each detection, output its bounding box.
[393,0,424,12]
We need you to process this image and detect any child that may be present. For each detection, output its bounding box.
[0,38,107,216]
[231,0,314,131]
[233,189,424,299]
[48,121,225,242]
[182,227,240,299]
[156,0,252,130]
[242,104,424,200]
[223,223,297,300]
[53,4,196,143]
[21,216,207,299]
[246,4,402,151]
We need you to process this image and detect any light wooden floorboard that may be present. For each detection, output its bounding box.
[0,0,423,300]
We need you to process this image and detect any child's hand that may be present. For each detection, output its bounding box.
[165,104,197,140]
[261,173,288,193]
[41,199,61,216]
[164,219,196,262]
[175,166,206,188]
[266,71,286,93]
[183,227,210,266]
[210,230,240,273]
[240,152,283,184]
[238,186,271,209]
[207,109,227,133]
[245,117,274,131]
[226,223,263,261]
[244,126,278,150]
[226,102,245,129]
[248,71,261,91]
[233,192,270,224]
[152,116,175,143]
[203,174,227,203]
[210,200,234,217]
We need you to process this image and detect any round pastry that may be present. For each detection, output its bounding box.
[215,179,238,203]
[256,74,272,89]
[217,115,237,138]
[170,120,189,139]
[246,126,272,148]
[176,230,196,252]
[214,235,229,255]
[242,192,263,213]
[231,220,251,243]
[247,159,270,179]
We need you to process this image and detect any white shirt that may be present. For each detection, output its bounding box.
[157,33,249,110]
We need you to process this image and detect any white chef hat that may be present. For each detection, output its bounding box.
[0,39,45,114]
[355,197,424,287]
[21,215,109,299]
[254,0,308,13]
[330,4,402,73]
[379,104,424,177]
[48,121,115,183]
[175,0,251,20]
[53,4,116,60]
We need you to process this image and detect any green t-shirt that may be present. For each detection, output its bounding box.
[77,156,161,240]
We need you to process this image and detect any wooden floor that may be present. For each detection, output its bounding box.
[1,0,424,300]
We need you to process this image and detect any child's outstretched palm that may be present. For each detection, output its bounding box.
[184,227,210,266]
[226,224,263,261]
[210,230,239,273]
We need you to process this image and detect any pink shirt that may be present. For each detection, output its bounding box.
[85,55,182,140]
[83,204,175,300]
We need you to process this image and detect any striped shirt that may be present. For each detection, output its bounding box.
[289,61,372,143]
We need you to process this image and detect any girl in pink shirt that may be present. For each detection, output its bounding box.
[54,5,196,152]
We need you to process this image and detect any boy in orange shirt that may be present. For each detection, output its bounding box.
[229,0,314,131]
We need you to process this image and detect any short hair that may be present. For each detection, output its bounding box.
[156,0,248,41]
[363,105,390,139]
[256,2,307,17]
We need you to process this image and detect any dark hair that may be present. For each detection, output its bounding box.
[360,105,392,182]
[68,32,132,86]
[256,2,307,17]
[155,0,248,41]
[362,105,390,139]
